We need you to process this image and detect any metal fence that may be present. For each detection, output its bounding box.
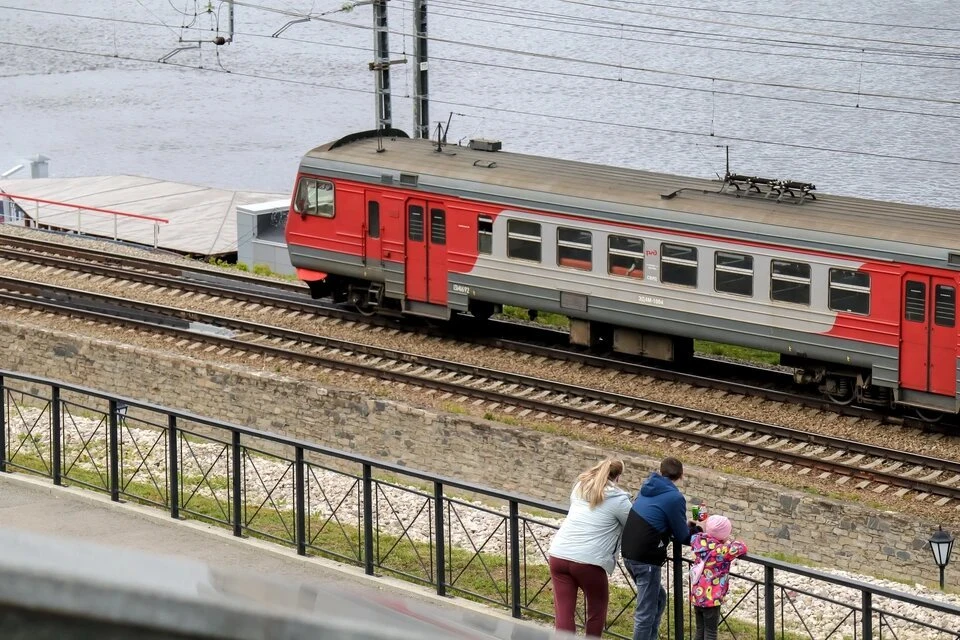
[1,369,958,639]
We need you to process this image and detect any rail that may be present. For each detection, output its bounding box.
[0,368,957,639]
[0,193,169,248]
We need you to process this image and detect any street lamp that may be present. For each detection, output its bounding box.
[929,525,954,590]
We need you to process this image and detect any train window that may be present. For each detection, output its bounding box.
[608,235,644,279]
[770,261,811,305]
[935,285,956,327]
[661,243,698,287]
[408,206,424,242]
[367,201,380,239]
[478,216,493,254]
[904,281,926,322]
[715,252,753,296]
[828,269,870,315]
[430,209,446,245]
[294,178,335,218]
[507,220,541,262]
[557,228,592,271]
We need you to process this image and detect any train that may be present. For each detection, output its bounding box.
[285,129,960,419]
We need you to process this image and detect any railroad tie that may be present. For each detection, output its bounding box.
[939,474,960,486]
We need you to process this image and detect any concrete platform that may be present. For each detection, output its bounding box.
[0,175,286,256]
[0,472,558,639]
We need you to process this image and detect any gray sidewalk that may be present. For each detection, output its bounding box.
[0,472,528,624]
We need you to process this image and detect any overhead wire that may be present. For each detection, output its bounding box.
[551,0,960,52]
[404,0,960,72]
[5,3,958,108]
[220,0,960,106]
[418,0,960,69]
[587,0,960,33]
[1,38,959,168]
[3,3,958,125]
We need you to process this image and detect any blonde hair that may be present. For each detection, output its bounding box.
[576,458,624,508]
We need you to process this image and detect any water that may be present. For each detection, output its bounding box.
[1,0,958,207]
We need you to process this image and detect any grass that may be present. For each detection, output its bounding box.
[496,311,780,368]
[695,340,781,366]
[501,306,570,329]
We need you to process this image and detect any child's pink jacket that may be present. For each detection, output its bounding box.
[689,532,747,607]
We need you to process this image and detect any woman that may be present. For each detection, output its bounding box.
[548,458,631,637]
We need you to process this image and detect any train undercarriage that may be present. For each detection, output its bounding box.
[304,275,955,423]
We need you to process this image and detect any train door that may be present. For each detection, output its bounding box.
[363,196,382,270]
[404,199,448,305]
[427,205,448,304]
[900,274,957,396]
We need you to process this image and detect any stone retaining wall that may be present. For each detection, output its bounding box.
[0,320,952,589]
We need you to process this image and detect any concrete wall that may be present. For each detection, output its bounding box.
[0,319,953,589]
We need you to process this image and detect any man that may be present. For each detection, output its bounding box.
[621,457,694,640]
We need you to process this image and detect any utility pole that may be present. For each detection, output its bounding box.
[373,0,392,129]
[412,0,429,139]
[226,0,235,43]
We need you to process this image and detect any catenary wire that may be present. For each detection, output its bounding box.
[407,0,960,71]
[1,38,958,168]
[5,3,958,107]
[222,0,960,106]
[551,0,960,51]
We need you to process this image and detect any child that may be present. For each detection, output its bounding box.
[689,515,747,640]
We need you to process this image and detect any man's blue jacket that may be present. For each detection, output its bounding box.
[620,471,691,566]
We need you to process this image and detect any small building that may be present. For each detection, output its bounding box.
[236,199,295,276]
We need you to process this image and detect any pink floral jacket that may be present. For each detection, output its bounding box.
[688,533,747,608]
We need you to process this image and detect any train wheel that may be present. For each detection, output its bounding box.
[913,408,943,423]
[354,303,377,317]
[824,376,856,405]
[468,300,495,321]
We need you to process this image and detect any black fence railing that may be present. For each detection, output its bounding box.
[1,369,958,639]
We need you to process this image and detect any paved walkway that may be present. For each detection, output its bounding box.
[0,472,521,623]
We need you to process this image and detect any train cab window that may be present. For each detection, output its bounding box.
[478,216,493,254]
[771,260,811,305]
[715,252,753,296]
[408,206,424,242]
[430,209,446,245]
[557,228,592,271]
[828,269,870,315]
[608,235,644,279]
[661,243,698,287]
[294,178,334,218]
[935,285,956,327]
[367,201,380,238]
[904,281,926,322]
[507,220,541,262]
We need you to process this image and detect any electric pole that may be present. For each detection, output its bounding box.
[412,0,429,139]
[373,0,392,129]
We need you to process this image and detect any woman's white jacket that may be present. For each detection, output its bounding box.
[547,482,632,575]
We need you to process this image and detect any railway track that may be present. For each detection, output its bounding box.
[0,234,903,427]
[2,275,959,505]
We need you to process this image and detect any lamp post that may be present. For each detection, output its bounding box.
[929,525,955,590]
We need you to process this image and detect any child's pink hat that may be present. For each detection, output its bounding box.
[704,515,732,540]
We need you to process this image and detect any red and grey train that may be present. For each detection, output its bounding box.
[285,129,960,417]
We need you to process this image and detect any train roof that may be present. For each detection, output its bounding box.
[301,130,960,268]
